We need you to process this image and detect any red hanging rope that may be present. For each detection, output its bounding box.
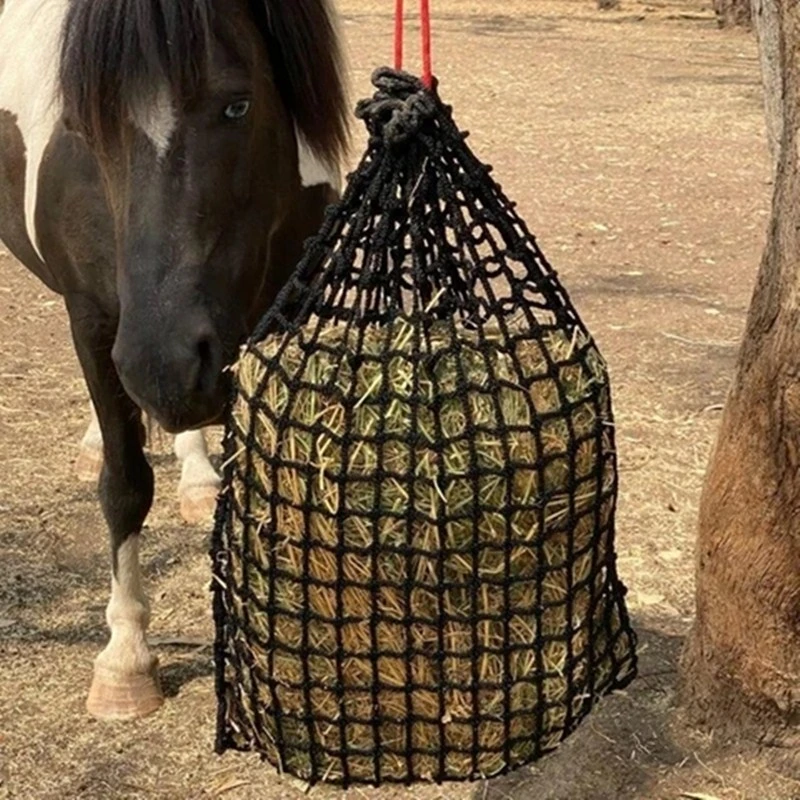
[394,0,433,89]
[420,0,432,88]
[394,0,404,71]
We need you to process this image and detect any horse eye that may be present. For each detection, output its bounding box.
[223,100,251,121]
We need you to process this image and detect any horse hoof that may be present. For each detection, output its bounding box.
[75,446,103,483]
[86,662,163,721]
[179,485,219,525]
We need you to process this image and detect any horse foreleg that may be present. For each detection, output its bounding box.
[175,430,220,525]
[68,298,162,720]
[89,402,160,720]
[90,532,162,719]
[75,400,104,482]
[77,406,218,524]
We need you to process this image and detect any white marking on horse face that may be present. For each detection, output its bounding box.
[131,86,176,158]
[296,126,341,191]
[0,0,70,262]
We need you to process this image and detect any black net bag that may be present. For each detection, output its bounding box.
[211,69,637,787]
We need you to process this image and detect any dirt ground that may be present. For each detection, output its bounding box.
[1,0,797,798]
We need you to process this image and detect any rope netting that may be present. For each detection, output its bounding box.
[211,67,637,787]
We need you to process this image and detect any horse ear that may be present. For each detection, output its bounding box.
[254,0,350,167]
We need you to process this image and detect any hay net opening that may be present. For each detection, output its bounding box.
[211,68,637,787]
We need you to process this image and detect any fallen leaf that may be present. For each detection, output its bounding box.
[213,779,251,796]
[679,793,723,800]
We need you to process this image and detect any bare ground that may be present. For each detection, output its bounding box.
[2,1,798,798]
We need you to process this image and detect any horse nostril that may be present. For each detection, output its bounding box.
[194,336,218,395]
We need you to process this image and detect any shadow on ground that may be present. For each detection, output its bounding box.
[474,623,686,800]
[161,647,215,698]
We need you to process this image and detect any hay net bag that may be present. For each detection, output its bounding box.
[211,68,637,787]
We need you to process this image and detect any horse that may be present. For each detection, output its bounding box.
[76,405,221,525]
[0,0,349,720]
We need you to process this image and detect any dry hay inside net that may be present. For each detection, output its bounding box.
[224,318,629,782]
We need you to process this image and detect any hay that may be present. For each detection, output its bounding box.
[221,317,632,783]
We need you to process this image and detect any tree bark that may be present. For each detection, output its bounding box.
[714,0,752,28]
[754,0,783,170]
[681,0,800,745]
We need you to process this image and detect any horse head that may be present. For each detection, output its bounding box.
[58,0,349,432]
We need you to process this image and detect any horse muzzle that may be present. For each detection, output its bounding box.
[111,318,229,433]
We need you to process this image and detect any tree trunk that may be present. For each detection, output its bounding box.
[714,0,752,27]
[754,0,783,170]
[681,0,800,745]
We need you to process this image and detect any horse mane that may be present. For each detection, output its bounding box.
[249,0,350,165]
[59,0,349,166]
